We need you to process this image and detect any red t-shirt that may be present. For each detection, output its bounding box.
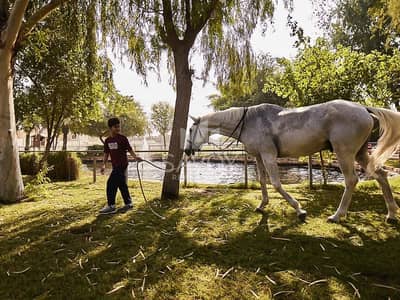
[104,134,132,168]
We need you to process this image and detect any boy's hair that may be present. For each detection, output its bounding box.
[108,117,120,128]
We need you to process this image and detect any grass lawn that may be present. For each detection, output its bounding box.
[1,173,400,299]
[386,159,400,169]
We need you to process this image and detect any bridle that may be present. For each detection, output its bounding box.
[187,107,248,153]
[219,106,248,149]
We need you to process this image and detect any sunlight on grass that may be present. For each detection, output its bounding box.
[1,172,400,299]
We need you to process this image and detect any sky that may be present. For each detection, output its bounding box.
[112,0,323,118]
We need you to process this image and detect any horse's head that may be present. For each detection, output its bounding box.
[184,115,209,156]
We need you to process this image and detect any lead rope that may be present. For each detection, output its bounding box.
[136,159,184,220]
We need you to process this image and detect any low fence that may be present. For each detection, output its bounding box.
[19,147,400,187]
[87,149,250,187]
[18,149,328,188]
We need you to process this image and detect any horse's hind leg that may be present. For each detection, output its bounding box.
[255,155,269,212]
[261,154,307,221]
[356,144,399,223]
[328,151,359,223]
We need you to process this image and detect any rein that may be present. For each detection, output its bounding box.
[188,107,248,151]
[136,159,167,220]
[211,107,248,150]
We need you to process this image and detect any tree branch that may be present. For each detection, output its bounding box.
[0,0,10,32]
[184,0,192,32]
[194,0,218,33]
[15,63,46,99]
[184,0,218,46]
[162,0,180,47]
[19,0,69,42]
[3,0,28,49]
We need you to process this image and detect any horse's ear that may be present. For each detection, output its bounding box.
[189,115,199,123]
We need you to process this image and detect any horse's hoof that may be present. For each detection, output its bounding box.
[298,212,307,222]
[327,216,339,223]
[386,217,398,225]
[255,207,264,214]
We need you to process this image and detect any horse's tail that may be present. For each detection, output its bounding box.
[366,106,400,175]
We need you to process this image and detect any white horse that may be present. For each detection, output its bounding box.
[184,100,400,223]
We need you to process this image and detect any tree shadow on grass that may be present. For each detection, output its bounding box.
[1,186,400,299]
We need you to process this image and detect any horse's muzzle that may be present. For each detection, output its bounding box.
[184,148,195,156]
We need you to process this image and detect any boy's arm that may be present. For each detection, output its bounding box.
[101,152,109,174]
[129,149,143,161]
[126,137,143,161]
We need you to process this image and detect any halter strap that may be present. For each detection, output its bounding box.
[188,107,248,151]
[217,107,248,149]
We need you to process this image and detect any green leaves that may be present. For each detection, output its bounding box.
[150,101,174,137]
[264,40,400,108]
[388,0,400,30]
[82,92,148,140]
[14,6,112,150]
[94,0,278,85]
[211,54,287,110]
[315,0,400,54]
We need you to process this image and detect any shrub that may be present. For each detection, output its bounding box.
[87,144,104,151]
[19,152,81,181]
[24,165,52,198]
[46,151,81,181]
[80,144,104,160]
[19,152,41,175]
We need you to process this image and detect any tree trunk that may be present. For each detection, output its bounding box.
[54,133,58,150]
[44,135,52,153]
[0,49,24,203]
[39,131,53,168]
[161,46,192,200]
[163,133,166,150]
[24,129,31,151]
[62,124,69,151]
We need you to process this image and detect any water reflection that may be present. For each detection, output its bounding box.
[127,161,346,184]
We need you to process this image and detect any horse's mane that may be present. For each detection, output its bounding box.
[205,107,245,127]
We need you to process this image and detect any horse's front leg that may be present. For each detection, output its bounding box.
[261,153,307,222]
[255,155,269,213]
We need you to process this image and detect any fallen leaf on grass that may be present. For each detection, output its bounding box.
[183,252,194,258]
[106,261,121,265]
[273,290,295,297]
[372,283,400,292]
[106,285,125,295]
[250,289,259,299]
[265,275,276,285]
[308,279,328,286]
[271,237,291,241]
[8,267,31,274]
[347,281,361,298]
[141,277,146,292]
[293,275,310,284]
[53,248,65,254]
[221,267,234,279]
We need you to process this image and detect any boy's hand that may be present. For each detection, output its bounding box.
[135,156,144,162]
[100,164,106,175]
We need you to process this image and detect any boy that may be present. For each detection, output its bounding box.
[99,117,142,214]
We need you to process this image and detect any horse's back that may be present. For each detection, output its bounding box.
[321,100,373,137]
[248,100,374,157]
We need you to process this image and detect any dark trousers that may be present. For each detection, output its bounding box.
[107,167,132,206]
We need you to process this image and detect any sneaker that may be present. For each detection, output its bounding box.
[118,203,133,213]
[99,205,117,215]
